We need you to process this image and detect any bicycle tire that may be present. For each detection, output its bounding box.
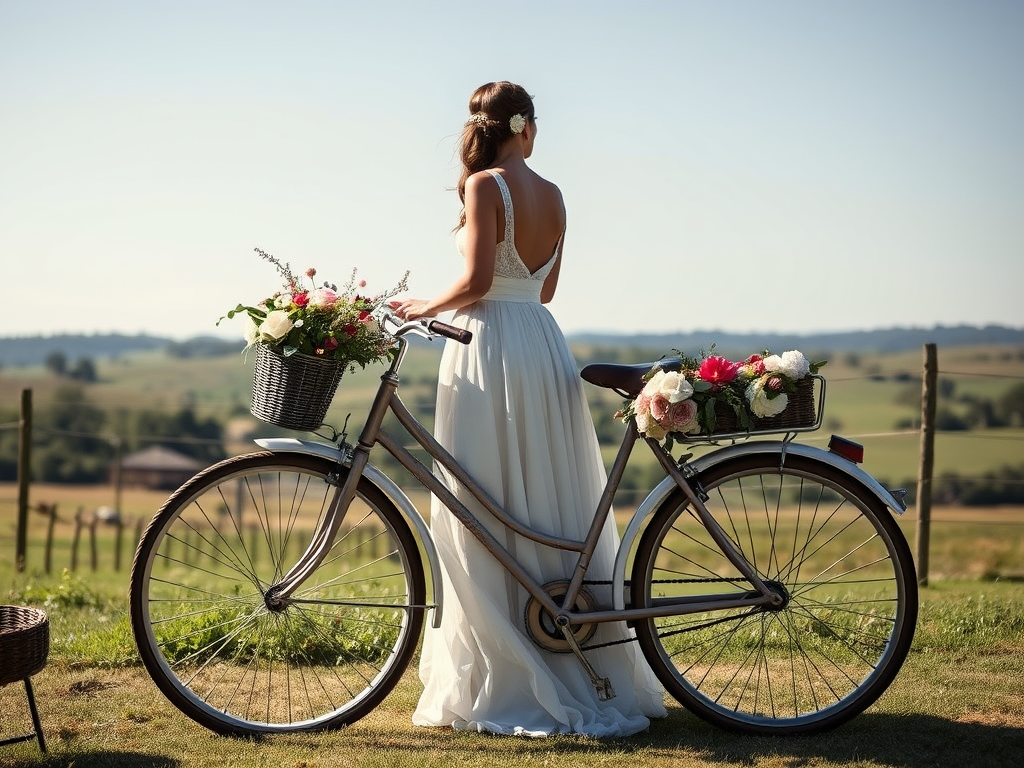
[631,453,917,735]
[130,451,426,735]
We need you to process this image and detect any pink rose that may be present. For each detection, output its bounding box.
[634,392,651,417]
[650,393,671,423]
[666,399,699,432]
[293,292,310,307]
[744,354,766,375]
[308,288,339,308]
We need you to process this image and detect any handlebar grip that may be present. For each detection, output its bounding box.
[427,320,473,344]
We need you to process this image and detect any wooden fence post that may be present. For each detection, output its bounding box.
[115,517,124,572]
[915,343,937,587]
[71,507,84,571]
[44,503,58,574]
[89,515,99,571]
[16,389,32,572]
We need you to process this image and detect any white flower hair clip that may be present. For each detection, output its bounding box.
[467,113,489,125]
[509,113,526,134]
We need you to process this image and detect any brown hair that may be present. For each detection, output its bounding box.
[455,81,535,229]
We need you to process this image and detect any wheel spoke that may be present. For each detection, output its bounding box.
[633,454,917,734]
[131,453,425,734]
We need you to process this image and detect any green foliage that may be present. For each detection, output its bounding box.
[14,568,106,609]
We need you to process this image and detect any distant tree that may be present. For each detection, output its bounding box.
[45,350,68,377]
[934,408,968,431]
[112,407,225,464]
[68,357,98,382]
[996,383,1024,427]
[35,385,112,482]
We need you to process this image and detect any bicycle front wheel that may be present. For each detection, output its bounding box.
[130,451,426,735]
[631,453,917,735]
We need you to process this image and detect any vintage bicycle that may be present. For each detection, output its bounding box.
[129,312,917,737]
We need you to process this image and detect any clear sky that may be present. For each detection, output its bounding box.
[2,0,1021,341]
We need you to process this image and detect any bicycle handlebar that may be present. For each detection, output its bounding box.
[380,309,473,345]
[426,320,473,344]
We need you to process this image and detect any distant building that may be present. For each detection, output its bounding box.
[117,445,203,490]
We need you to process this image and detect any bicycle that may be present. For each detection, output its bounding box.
[130,311,918,737]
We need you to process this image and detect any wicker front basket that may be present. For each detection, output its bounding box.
[250,344,345,431]
[711,376,817,434]
[0,606,49,686]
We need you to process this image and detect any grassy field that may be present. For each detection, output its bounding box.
[0,569,1022,768]
[2,341,1023,765]
[2,491,1024,766]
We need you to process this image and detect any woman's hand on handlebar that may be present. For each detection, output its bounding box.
[388,299,434,322]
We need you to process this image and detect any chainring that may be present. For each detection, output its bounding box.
[523,580,598,653]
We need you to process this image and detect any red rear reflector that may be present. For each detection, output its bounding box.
[829,435,864,463]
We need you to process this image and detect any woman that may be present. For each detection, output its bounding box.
[391,81,665,737]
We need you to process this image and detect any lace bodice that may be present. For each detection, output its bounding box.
[457,170,561,282]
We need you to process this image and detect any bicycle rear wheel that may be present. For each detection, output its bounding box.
[631,453,917,735]
[130,451,426,735]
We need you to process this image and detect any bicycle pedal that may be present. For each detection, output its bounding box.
[596,678,616,701]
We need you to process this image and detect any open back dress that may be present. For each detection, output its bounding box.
[413,170,666,737]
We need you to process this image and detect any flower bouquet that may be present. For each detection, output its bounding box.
[219,247,409,430]
[617,346,827,448]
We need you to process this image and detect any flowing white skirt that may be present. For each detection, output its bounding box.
[413,287,666,737]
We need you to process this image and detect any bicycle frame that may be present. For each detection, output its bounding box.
[261,325,809,635]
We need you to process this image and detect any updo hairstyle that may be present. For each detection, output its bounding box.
[456,81,535,228]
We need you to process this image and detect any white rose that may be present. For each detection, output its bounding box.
[763,350,810,380]
[746,381,789,418]
[642,369,693,403]
[243,316,260,346]
[259,309,294,342]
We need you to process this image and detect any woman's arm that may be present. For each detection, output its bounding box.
[391,172,499,320]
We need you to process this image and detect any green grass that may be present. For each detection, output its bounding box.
[2,572,1023,767]
[2,342,1023,764]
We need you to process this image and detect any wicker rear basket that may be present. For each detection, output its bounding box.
[250,344,345,431]
[0,606,49,686]
[711,377,817,435]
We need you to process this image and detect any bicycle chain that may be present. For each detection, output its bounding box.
[576,578,748,652]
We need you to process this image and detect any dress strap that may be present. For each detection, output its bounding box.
[486,170,515,245]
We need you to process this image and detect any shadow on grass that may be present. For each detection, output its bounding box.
[639,710,1024,768]
[4,709,1022,768]
[2,752,178,768]
[334,707,1024,767]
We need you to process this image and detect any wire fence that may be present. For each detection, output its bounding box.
[3,364,1023,579]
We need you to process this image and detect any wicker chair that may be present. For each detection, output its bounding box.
[0,606,49,753]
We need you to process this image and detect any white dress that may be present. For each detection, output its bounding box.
[413,170,666,737]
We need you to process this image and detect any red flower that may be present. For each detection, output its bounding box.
[744,354,766,375]
[343,323,358,337]
[358,310,372,322]
[698,356,740,388]
[293,292,310,307]
[323,337,339,352]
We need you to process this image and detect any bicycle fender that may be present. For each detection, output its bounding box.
[254,437,444,628]
[611,440,908,611]
[690,441,909,515]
